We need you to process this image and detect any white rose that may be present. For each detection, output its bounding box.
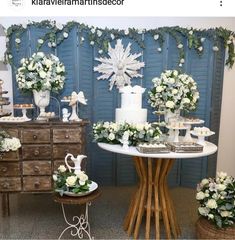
[97,30,102,37]
[90,41,95,45]
[180,58,185,64]
[103,121,110,128]
[81,37,85,42]
[154,34,159,40]
[156,86,163,93]
[166,101,175,109]
[98,49,103,54]
[66,176,77,187]
[39,71,47,79]
[110,33,115,40]
[52,174,58,181]
[56,23,63,30]
[169,78,175,84]
[77,171,88,182]
[56,66,63,73]
[173,70,178,76]
[124,29,129,35]
[196,191,205,200]
[108,133,115,141]
[182,98,190,104]
[206,199,217,209]
[201,178,209,186]
[198,207,209,216]
[58,165,66,173]
[217,172,227,179]
[37,52,44,58]
[220,211,231,218]
[208,214,214,219]
[63,32,69,38]
[38,39,44,44]
[157,47,162,52]
[136,124,144,131]
[200,37,205,42]
[177,43,183,49]
[198,46,203,52]
[79,180,86,186]
[45,59,52,67]
[216,184,226,191]
[213,46,219,51]
[15,38,21,44]
[172,89,178,95]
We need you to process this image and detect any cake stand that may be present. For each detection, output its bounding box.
[13,106,34,121]
[183,119,204,142]
[61,100,81,122]
[166,125,188,142]
[190,130,215,146]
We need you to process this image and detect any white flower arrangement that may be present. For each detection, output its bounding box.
[16,52,66,93]
[93,121,162,146]
[196,172,235,228]
[148,69,199,113]
[53,165,91,196]
[0,130,21,152]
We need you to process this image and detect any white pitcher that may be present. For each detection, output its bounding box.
[65,153,87,174]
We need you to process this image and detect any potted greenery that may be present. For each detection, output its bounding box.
[196,172,235,239]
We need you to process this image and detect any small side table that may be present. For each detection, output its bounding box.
[54,189,101,240]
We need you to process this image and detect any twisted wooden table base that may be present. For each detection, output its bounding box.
[124,157,181,239]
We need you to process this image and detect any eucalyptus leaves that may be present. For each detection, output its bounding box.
[93,121,162,146]
[4,20,235,68]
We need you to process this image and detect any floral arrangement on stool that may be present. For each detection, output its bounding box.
[148,69,199,122]
[196,172,235,239]
[16,52,66,119]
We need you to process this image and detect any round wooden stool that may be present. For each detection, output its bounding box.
[54,189,101,240]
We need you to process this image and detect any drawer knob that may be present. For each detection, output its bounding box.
[1,167,7,173]
[34,182,40,188]
[34,166,40,173]
[65,135,69,139]
[33,135,37,140]
[2,182,10,189]
[34,150,40,156]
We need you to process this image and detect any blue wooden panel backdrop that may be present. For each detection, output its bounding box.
[10,25,225,187]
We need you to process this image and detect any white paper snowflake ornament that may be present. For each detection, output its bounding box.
[94,39,145,90]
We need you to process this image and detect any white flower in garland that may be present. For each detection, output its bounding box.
[177,43,183,49]
[110,33,115,40]
[157,47,162,52]
[90,41,95,45]
[16,52,66,93]
[213,46,219,51]
[124,29,129,35]
[97,30,102,37]
[38,39,44,44]
[94,39,145,90]
[154,34,159,40]
[198,46,203,52]
[63,32,69,38]
[15,38,21,44]
[148,69,199,113]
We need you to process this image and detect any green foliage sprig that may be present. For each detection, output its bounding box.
[3,20,235,69]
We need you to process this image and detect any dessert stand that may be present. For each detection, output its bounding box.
[13,105,34,121]
[191,130,215,146]
[183,119,204,142]
[166,125,188,142]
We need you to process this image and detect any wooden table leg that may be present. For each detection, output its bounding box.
[133,157,147,239]
[154,158,162,240]
[145,158,153,240]
[1,193,10,217]
[125,157,144,236]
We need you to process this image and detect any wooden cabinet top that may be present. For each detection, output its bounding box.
[0,120,89,128]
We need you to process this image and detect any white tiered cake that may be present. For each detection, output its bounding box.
[115,85,147,124]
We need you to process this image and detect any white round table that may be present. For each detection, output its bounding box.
[98,142,217,240]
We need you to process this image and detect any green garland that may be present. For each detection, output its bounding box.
[4,20,235,68]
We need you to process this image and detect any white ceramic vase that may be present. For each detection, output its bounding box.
[33,90,50,117]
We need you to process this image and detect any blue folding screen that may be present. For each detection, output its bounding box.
[10,25,225,187]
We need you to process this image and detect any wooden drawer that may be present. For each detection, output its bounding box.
[0,150,19,161]
[0,162,20,176]
[53,144,82,159]
[5,129,19,138]
[53,128,82,143]
[23,161,52,176]
[22,145,51,160]
[23,176,52,191]
[0,177,21,192]
[21,129,50,143]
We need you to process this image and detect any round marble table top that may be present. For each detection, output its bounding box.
[98,141,217,159]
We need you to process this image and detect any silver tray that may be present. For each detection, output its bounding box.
[167,142,203,153]
[136,143,170,154]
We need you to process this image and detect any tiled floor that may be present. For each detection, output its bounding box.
[0,186,198,239]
